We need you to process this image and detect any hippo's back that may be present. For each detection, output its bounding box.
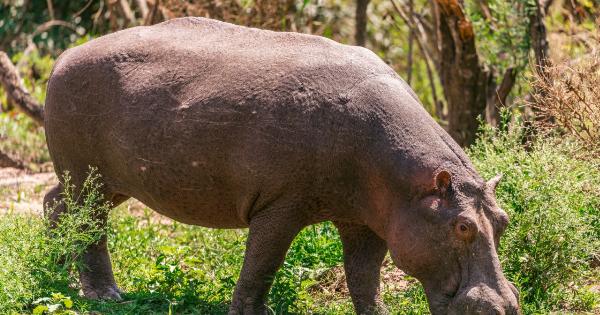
[44,17,416,227]
[48,17,398,107]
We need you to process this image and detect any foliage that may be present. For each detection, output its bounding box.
[0,168,110,312]
[32,293,75,315]
[465,0,532,71]
[0,0,91,54]
[0,122,598,313]
[469,116,600,313]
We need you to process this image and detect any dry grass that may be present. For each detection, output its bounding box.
[530,46,600,156]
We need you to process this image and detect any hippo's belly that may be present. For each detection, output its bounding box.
[121,164,245,228]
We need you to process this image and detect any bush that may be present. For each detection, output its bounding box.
[0,168,110,313]
[1,123,598,314]
[530,50,600,157]
[469,119,600,313]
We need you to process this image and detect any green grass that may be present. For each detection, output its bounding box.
[0,200,429,314]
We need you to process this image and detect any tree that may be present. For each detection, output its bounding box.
[391,0,528,146]
[355,0,370,46]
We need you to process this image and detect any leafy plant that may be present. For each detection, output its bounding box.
[469,116,600,312]
[32,293,76,315]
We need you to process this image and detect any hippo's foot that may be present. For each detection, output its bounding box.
[228,299,268,315]
[359,302,390,315]
[81,283,123,301]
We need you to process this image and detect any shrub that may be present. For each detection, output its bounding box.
[469,118,600,312]
[0,168,110,313]
[530,50,600,157]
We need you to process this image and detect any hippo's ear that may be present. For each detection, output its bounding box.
[435,170,452,196]
[487,174,503,191]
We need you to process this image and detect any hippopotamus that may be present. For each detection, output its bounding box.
[43,17,520,314]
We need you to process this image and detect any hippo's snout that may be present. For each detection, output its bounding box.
[448,284,520,315]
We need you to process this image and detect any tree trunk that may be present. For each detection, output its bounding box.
[434,0,489,146]
[530,0,550,73]
[355,0,370,46]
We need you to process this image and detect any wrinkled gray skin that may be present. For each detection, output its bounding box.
[43,17,520,315]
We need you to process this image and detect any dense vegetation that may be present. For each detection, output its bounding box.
[0,0,599,314]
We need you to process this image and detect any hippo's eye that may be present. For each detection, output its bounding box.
[454,218,477,242]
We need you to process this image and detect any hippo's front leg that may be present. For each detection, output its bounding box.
[335,222,389,315]
[228,206,307,315]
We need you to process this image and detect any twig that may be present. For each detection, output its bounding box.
[495,67,516,108]
[119,0,137,26]
[73,0,95,18]
[46,0,55,20]
[144,0,160,25]
[135,0,149,21]
[388,4,440,111]
[32,20,78,37]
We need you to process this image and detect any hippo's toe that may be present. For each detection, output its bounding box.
[82,285,123,301]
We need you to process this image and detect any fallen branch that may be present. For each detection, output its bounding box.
[0,51,44,125]
[0,150,24,169]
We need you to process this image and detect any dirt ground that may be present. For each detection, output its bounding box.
[0,167,56,215]
[0,167,152,217]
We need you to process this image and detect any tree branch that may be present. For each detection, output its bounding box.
[119,0,137,26]
[486,67,517,126]
[135,0,149,20]
[0,51,44,125]
[355,0,371,46]
[389,3,440,112]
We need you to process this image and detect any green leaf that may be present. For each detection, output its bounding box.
[63,298,73,309]
[32,305,48,315]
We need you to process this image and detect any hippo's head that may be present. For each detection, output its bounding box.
[385,170,520,315]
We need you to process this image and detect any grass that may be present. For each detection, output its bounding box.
[0,198,428,314]
[469,118,600,313]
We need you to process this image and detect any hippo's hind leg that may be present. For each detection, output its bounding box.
[334,222,389,315]
[43,180,129,300]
